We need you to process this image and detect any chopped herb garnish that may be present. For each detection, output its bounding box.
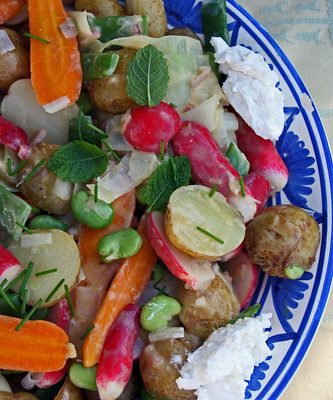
[94,183,99,203]
[19,262,34,299]
[80,324,95,340]
[20,288,29,316]
[102,138,121,162]
[196,226,224,244]
[35,268,58,277]
[15,221,32,234]
[30,205,40,214]
[4,270,26,292]
[239,176,246,197]
[7,158,27,177]
[0,279,8,288]
[229,304,261,325]
[77,105,83,141]
[45,278,65,302]
[159,140,165,161]
[15,299,43,331]
[23,159,46,184]
[86,123,109,139]
[208,184,218,198]
[64,284,75,318]
[23,33,49,44]
[0,285,18,313]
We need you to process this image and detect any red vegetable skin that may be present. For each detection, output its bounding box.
[146,212,215,290]
[220,242,244,263]
[172,121,256,222]
[123,102,182,153]
[96,304,140,400]
[244,173,271,214]
[235,114,288,192]
[222,250,259,310]
[0,116,30,159]
[0,245,21,284]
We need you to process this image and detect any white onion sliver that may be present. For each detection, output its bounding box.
[129,150,159,181]
[43,96,70,114]
[149,327,185,343]
[52,178,73,200]
[21,373,42,390]
[59,17,78,39]
[21,233,53,248]
[0,30,15,55]
[108,132,133,152]
[31,128,48,145]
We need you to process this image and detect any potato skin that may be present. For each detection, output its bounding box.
[140,335,201,400]
[19,143,74,215]
[167,28,201,42]
[55,377,83,400]
[88,49,136,114]
[0,29,30,91]
[245,205,320,278]
[126,0,167,37]
[0,393,38,400]
[75,0,124,16]
[178,275,240,340]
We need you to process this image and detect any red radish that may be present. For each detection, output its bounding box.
[0,116,30,159]
[146,212,215,290]
[220,242,244,262]
[133,330,147,361]
[235,114,288,192]
[0,245,21,285]
[123,102,182,153]
[96,304,140,400]
[48,298,71,332]
[222,250,259,310]
[244,173,271,214]
[172,121,256,222]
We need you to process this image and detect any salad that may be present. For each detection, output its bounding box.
[0,0,321,399]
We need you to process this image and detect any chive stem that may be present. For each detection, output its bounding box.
[78,105,83,141]
[101,139,121,162]
[19,262,34,299]
[80,324,95,340]
[159,140,165,161]
[7,158,28,177]
[0,279,8,288]
[23,159,46,184]
[94,183,98,203]
[35,268,58,277]
[30,205,40,214]
[86,123,109,139]
[0,286,18,313]
[196,226,224,245]
[45,279,65,302]
[20,288,29,316]
[239,177,246,198]
[208,184,218,198]
[15,221,33,234]
[15,299,43,331]
[4,270,26,292]
[23,33,49,44]
[64,284,75,318]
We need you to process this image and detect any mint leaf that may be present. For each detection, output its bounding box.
[144,156,191,212]
[47,141,108,183]
[229,304,261,325]
[126,44,169,107]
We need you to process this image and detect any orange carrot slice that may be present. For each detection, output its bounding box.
[0,0,26,24]
[83,216,158,367]
[0,315,76,372]
[28,0,82,109]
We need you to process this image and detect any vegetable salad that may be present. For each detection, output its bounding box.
[0,0,320,399]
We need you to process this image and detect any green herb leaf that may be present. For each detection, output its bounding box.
[47,141,108,183]
[229,304,261,325]
[126,44,169,107]
[143,156,191,212]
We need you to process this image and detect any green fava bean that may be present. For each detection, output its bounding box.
[98,228,142,262]
[71,191,114,229]
[69,362,97,391]
[140,294,182,332]
[28,215,68,231]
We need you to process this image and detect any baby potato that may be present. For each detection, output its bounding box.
[245,205,320,278]
[126,0,167,37]
[0,29,30,92]
[8,229,81,307]
[88,49,136,114]
[75,0,124,16]
[140,335,201,400]
[19,143,75,215]
[0,394,38,400]
[178,274,240,340]
[165,185,245,260]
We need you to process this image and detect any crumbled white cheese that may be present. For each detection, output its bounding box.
[177,313,272,400]
[211,37,284,141]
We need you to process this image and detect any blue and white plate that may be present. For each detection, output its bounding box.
[163,0,333,399]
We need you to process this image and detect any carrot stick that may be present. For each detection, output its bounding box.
[83,216,158,367]
[0,0,26,24]
[28,0,82,109]
[0,315,76,372]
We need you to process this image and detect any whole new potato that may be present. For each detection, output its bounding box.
[75,0,124,16]
[245,205,320,279]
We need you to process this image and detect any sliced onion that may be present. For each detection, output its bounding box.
[191,66,211,89]
[20,233,53,248]
[68,11,100,51]
[43,96,70,114]
[52,178,73,201]
[59,17,78,39]
[149,327,185,343]
[182,95,220,132]
[129,151,159,181]
[107,132,133,152]
[0,30,15,55]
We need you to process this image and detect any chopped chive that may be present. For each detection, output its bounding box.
[0,278,8,288]
[30,205,40,214]
[15,221,33,234]
[7,158,13,176]
[7,158,28,177]
[23,159,46,184]
[86,123,109,139]
[35,268,58,277]
[4,270,26,292]
[169,103,177,108]
[0,286,18,313]
[80,324,95,340]
[159,140,165,161]
[19,262,34,299]
[64,284,75,318]
[45,278,65,302]
[209,184,218,198]
[239,177,246,197]
[196,226,224,245]
[23,33,49,44]
[15,299,43,331]
[20,288,29,316]
[102,138,121,162]
[94,183,98,203]
[78,105,83,141]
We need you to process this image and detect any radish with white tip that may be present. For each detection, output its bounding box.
[0,245,21,285]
